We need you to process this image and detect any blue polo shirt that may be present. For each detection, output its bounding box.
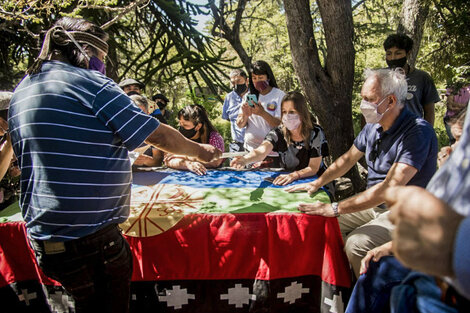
[354,108,437,189]
[222,91,245,143]
[9,61,160,241]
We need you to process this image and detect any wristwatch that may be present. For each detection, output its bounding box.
[331,202,340,217]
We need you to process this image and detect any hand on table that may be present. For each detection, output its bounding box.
[273,173,297,186]
[284,182,319,194]
[385,186,465,277]
[186,161,207,175]
[186,161,207,176]
[230,156,247,169]
[360,241,393,275]
[298,202,336,217]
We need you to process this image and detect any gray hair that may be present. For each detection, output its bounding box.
[0,91,13,111]
[229,68,247,79]
[129,94,148,111]
[364,68,408,105]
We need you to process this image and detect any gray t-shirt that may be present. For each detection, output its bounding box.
[405,68,440,118]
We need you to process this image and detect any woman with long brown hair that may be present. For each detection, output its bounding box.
[231,91,330,187]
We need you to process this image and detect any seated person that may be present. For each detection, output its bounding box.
[285,68,438,278]
[231,91,331,188]
[439,107,466,167]
[345,108,469,313]
[164,104,224,175]
[129,94,164,167]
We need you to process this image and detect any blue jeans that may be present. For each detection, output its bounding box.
[345,256,411,313]
[29,224,133,313]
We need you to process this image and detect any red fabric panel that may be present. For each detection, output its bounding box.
[127,213,350,288]
[0,222,60,288]
[0,222,39,288]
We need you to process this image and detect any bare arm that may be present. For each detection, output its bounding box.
[297,161,419,217]
[0,135,13,180]
[337,162,417,214]
[423,102,435,126]
[230,141,273,169]
[236,102,252,128]
[273,156,322,186]
[144,123,221,162]
[286,145,363,193]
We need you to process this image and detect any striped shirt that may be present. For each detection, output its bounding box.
[9,61,160,241]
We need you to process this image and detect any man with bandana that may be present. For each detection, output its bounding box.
[383,33,440,126]
[8,17,220,313]
[222,69,248,153]
[286,68,437,278]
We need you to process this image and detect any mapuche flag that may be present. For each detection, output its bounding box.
[0,169,351,313]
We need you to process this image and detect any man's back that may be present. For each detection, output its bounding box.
[9,61,159,241]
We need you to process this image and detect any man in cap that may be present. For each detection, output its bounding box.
[118,78,145,95]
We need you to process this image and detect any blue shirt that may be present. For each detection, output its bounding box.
[354,108,437,189]
[222,91,245,143]
[426,107,470,299]
[9,61,160,241]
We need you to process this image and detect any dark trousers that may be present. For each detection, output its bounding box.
[29,224,133,313]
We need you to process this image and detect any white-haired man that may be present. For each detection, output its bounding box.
[286,68,438,277]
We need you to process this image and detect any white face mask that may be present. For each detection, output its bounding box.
[360,96,389,124]
[282,113,301,131]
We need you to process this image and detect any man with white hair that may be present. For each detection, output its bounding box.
[286,68,438,277]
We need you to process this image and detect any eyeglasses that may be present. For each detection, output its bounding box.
[368,138,382,163]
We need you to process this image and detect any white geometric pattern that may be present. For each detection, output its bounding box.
[220,283,256,308]
[18,288,37,305]
[158,285,195,309]
[48,290,74,313]
[324,292,344,313]
[277,281,310,304]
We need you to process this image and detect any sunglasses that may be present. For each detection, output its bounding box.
[368,138,382,163]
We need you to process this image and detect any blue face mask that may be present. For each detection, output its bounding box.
[88,56,106,75]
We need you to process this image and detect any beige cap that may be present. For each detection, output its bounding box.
[0,91,13,111]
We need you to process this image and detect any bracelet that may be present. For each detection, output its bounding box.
[294,171,301,179]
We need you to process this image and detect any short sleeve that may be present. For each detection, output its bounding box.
[264,127,281,150]
[92,82,160,151]
[209,131,225,152]
[353,126,370,153]
[395,123,433,170]
[422,72,441,105]
[222,95,229,120]
[309,126,329,158]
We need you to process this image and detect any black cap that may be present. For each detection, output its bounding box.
[152,93,169,103]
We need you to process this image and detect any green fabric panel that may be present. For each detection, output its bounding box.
[199,188,330,213]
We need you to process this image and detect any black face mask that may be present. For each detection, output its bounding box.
[233,83,247,96]
[178,126,197,139]
[157,102,167,110]
[386,56,407,69]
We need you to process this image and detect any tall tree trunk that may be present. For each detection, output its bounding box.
[210,0,252,73]
[283,0,365,192]
[398,0,430,67]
